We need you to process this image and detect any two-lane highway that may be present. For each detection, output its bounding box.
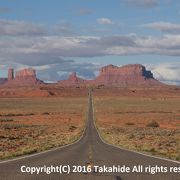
[0,90,179,180]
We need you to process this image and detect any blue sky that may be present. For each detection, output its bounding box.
[0,0,180,84]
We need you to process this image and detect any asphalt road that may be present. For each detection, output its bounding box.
[0,90,179,180]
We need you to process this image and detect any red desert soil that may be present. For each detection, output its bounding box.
[0,85,88,97]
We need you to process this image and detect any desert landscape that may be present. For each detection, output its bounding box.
[1,2,180,179]
[0,89,87,160]
[94,87,180,161]
[92,65,180,161]
[0,64,179,162]
[0,68,89,160]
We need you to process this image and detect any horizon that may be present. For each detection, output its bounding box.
[1,63,178,86]
[0,0,180,85]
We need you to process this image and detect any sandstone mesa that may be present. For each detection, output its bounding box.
[0,64,164,87]
[58,64,163,87]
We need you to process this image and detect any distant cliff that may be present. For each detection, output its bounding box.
[92,64,161,87]
[58,72,86,86]
[58,64,163,87]
[0,64,164,87]
[6,68,43,86]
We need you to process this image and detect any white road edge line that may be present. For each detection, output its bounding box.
[0,97,90,164]
[92,97,180,165]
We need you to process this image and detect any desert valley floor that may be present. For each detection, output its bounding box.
[0,86,179,161]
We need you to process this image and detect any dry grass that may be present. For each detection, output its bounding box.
[0,97,87,160]
[94,88,180,161]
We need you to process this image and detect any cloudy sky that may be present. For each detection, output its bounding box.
[0,0,180,84]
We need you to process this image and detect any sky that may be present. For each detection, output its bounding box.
[0,0,180,84]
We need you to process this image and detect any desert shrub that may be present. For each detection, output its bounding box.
[69,125,77,131]
[1,113,19,117]
[0,113,34,117]
[146,120,160,128]
[125,122,135,126]
[0,119,13,122]
[129,134,135,139]
[176,156,180,161]
[25,113,35,116]
[3,124,29,130]
[42,112,50,115]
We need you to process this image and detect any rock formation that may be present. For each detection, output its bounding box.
[92,64,161,87]
[6,68,43,85]
[0,64,164,87]
[58,64,163,87]
[8,68,14,81]
[59,72,86,86]
[15,68,36,81]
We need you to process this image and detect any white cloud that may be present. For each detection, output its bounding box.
[97,18,114,25]
[0,19,180,84]
[2,34,180,63]
[102,34,180,56]
[0,19,46,36]
[3,20,180,59]
[0,36,180,84]
[143,22,180,34]
[147,62,180,85]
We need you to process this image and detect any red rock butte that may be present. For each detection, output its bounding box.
[5,68,43,86]
[92,64,161,87]
[58,72,86,86]
[58,64,163,87]
[0,64,165,87]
